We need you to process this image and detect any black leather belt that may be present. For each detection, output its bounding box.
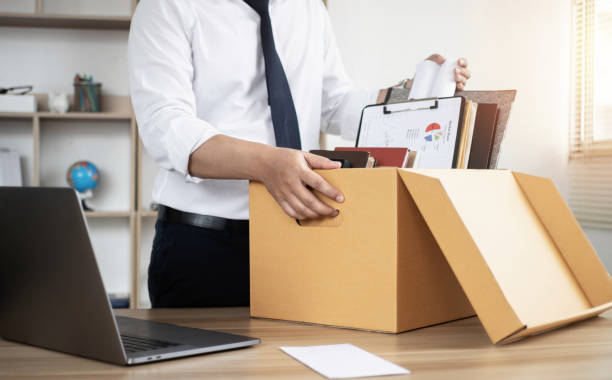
[157,205,249,234]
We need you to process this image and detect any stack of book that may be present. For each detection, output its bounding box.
[312,59,515,170]
[310,147,419,169]
[352,90,515,169]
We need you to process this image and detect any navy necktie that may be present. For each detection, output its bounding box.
[243,0,302,150]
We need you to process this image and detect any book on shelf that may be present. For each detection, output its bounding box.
[0,149,22,186]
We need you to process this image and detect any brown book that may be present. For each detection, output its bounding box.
[456,100,476,168]
[405,150,420,168]
[309,150,374,168]
[467,103,499,169]
[455,90,516,168]
[387,89,516,168]
[335,147,411,168]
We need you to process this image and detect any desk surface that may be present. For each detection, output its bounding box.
[1,308,611,379]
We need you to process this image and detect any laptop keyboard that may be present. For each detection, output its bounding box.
[120,334,181,353]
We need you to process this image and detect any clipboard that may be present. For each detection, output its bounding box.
[356,96,466,168]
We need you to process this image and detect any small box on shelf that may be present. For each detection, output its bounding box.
[0,94,37,113]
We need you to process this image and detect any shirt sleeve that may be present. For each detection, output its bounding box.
[128,0,220,183]
[318,2,379,142]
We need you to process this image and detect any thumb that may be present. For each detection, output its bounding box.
[304,153,342,170]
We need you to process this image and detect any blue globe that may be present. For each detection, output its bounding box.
[66,161,100,193]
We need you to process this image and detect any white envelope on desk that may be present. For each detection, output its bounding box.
[356,96,465,169]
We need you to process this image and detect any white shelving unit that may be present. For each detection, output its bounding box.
[0,0,135,30]
[0,0,164,308]
[0,93,148,306]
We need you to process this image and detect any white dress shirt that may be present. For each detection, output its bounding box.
[128,0,377,220]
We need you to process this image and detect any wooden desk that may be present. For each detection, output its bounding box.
[1,308,611,379]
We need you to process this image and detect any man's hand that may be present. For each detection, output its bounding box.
[426,54,471,91]
[257,148,344,220]
[377,54,472,103]
[188,135,344,220]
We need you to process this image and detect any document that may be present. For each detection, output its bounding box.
[357,97,464,168]
[280,343,410,379]
[409,59,458,99]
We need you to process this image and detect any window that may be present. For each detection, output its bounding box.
[570,0,612,229]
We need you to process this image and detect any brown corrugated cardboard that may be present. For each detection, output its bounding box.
[249,168,474,333]
[249,168,612,343]
[397,169,612,342]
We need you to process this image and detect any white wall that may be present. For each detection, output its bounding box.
[328,0,571,194]
[0,27,128,95]
[326,0,612,272]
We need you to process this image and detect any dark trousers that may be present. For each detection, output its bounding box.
[148,220,250,307]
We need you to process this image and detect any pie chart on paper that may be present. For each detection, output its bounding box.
[424,123,443,142]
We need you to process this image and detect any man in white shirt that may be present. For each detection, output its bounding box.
[128,0,470,308]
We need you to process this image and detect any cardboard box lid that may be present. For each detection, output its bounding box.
[397,169,612,343]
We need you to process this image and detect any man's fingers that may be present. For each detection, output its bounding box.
[304,152,342,170]
[455,66,471,80]
[304,170,344,203]
[279,200,298,219]
[454,66,470,91]
[426,53,446,65]
[294,184,337,217]
[264,149,346,220]
[455,73,468,84]
[286,194,318,220]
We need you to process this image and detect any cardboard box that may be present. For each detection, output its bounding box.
[249,168,612,343]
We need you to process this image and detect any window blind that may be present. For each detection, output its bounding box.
[570,0,612,229]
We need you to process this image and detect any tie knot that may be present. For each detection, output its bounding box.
[243,0,269,15]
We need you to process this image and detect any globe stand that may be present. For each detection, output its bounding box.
[81,199,93,211]
[77,189,94,211]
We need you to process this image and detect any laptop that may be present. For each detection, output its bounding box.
[0,187,260,365]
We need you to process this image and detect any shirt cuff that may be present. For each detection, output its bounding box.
[183,131,221,184]
[162,118,221,184]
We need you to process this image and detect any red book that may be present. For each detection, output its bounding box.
[335,147,411,168]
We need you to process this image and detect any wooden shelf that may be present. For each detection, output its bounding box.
[0,12,131,30]
[139,210,158,218]
[0,94,134,121]
[85,210,133,218]
[0,4,145,309]
[0,111,132,121]
[0,112,36,119]
[38,111,133,120]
